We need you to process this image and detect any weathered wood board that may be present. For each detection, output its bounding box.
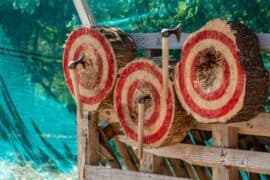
[85,165,189,180]
[119,135,270,175]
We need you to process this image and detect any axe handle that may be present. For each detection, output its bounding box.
[138,102,144,161]
[69,68,84,180]
[162,37,169,100]
[70,69,83,120]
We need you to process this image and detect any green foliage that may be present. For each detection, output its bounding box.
[0,0,269,111]
[0,0,80,110]
[91,0,270,33]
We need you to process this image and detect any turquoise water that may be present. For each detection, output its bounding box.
[0,27,78,179]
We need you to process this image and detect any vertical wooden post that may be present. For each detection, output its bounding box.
[212,124,239,180]
[73,0,96,26]
[86,111,99,165]
[140,153,163,173]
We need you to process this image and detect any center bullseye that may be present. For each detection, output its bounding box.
[130,85,155,124]
[79,57,98,89]
[195,47,223,92]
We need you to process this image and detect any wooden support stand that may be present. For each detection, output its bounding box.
[140,153,163,173]
[86,111,99,165]
[73,2,270,178]
[212,124,239,180]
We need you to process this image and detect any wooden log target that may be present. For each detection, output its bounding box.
[114,59,194,148]
[63,27,136,111]
[174,19,268,123]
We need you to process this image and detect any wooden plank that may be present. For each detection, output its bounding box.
[212,125,238,149]
[168,159,188,178]
[140,152,163,173]
[98,109,270,137]
[129,33,189,50]
[112,136,137,171]
[229,113,270,137]
[212,125,239,180]
[73,0,96,26]
[182,161,200,180]
[98,127,121,168]
[86,111,99,165]
[118,135,270,175]
[99,127,113,150]
[85,165,189,180]
[160,160,174,177]
[193,113,270,137]
[129,33,270,51]
[185,131,212,179]
[99,144,120,168]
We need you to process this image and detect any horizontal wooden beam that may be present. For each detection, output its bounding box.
[118,135,270,175]
[85,165,189,180]
[99,109,270,137]
[130,33,270,52]
[194,113,270,137]
[129,33,189,50]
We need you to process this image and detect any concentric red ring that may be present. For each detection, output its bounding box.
[176,30,245,120]
[63,27,116,108]
[114,60,174,145]
[190,48,230,100]
[127,80,160,127]
[74,44,103,89]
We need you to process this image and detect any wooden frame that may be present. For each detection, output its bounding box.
[117,114,270,176]
[87,57,270,180]
[73,1,270,179]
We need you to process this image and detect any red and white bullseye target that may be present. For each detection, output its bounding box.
[114,59,175,148]
[174,19,246,123]
[63,27,116,111]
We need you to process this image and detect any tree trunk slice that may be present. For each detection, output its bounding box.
[63,26,136,111]
[174,19,268,123]
[114,59,194,148]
